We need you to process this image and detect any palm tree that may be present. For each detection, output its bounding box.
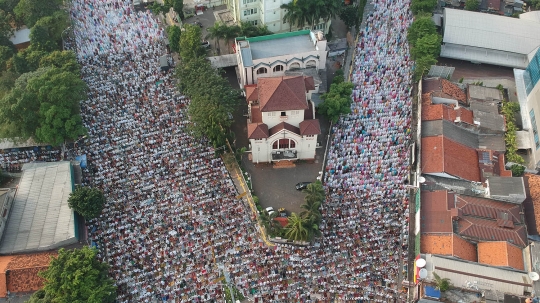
[259,210,283,237]
[206,22,225,54]
[300,199,321,224]
[322,0,341,29]
[305,219,322,241]
[284,213,309,241]
[302,181,325,201]
[432,272,451,292]
[280,2,300,32]
[222,24,241,54]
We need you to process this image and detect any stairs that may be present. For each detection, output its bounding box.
[273,160,296,169]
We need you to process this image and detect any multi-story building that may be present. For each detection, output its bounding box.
[226,0,330,33]
[515,48,540,169]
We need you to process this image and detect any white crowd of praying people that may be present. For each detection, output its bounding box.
[66,0,413,301]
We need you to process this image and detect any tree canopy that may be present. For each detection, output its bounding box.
[176,25,240,149]
[465,0,480,11]
[28,246,117,303]
[280,0,340,32]
[407,15,437,47]
[339,5,358,30]
[318,81,354,123]
[14,0,63,28]
[68,186,106,219]
[0,66,87,144]
[166,25,181,53]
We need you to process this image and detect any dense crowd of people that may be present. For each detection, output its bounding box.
[1,0,415,301]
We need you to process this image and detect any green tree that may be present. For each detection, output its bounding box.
[222,24,240,54]
[465,0,480,10]
[318,81,354,123]
[281,2,300,32]
[284,213,309,241]
[39,50,80,74]
[413,55,437,82]
[172,0,185,20]
[14,0,62,28]
[0,45,14,72]
[166,25,181,53]
[407,15,437,47]
[531,0,540,9]
[28,11,70,52]
[410,0,437,15]
[206,22,225,53]
[510,164,525,177]
[259,209,283,237]
[31,246,117,303]
[339,5,358,30]
[432,272,451,292]
[180,24,206,60]
[12,48,48,74]
[0,66,87,144]
[410,33,441,59]
[322,0,342,27]
[67,186,106,219]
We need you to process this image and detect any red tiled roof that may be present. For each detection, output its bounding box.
[477,241,524,270]
[250,105,262,123]
[421,190,454,233]
[457,107,474,124]
[525,174,540,234]
[245,84,258,102]
[457,216,528,247]
[299,119,321,136]
[247,123,269,139]
[421,136,481,182]
[304,77,315,91]
[0,252,55,298]
[258,76,309,112]
[421,234,477,262]
[269,122,300,137]
[421,92,474,124]
[441,79,467,104]
[455,195,522,224]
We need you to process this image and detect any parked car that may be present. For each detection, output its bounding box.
[201,40,210,48]
[265,207,274,213]
[192,21,203,28]
[295,182,311,190]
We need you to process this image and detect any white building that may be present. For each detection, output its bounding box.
[226,0,329,33]
[440,9,540,68]
[235,30,327,88]
[246,75,321,163]
[514,47,540,169]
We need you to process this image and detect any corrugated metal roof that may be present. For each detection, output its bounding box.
[443,8,540,56]
[426,254,532,296]
[440,43,529,69]
[487,177,526,204]
[0,162,76,254]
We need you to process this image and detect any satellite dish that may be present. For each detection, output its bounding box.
[419,268,428,279]
[416,258,426,268]
[419,176,426,183]
[529,272,540,281]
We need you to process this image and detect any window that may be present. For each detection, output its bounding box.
[243,0,256,3]
[281,111,286,116]
[244,8,257,16]
[292,110,299,115]
[248,20,258,26]
[305,135,314,138]
[289,62,300,69]
[268,112,276,117]
[306,60,316,68]
[273,65,283,72]
[531,109,540,149]
[256,67,267,74]
[272,139,296,149]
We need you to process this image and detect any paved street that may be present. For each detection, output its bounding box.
[241,113,330,214]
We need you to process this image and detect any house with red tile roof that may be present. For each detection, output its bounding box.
[246,76,320,163]
[0,252,56,297]
[420,190,527,270]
